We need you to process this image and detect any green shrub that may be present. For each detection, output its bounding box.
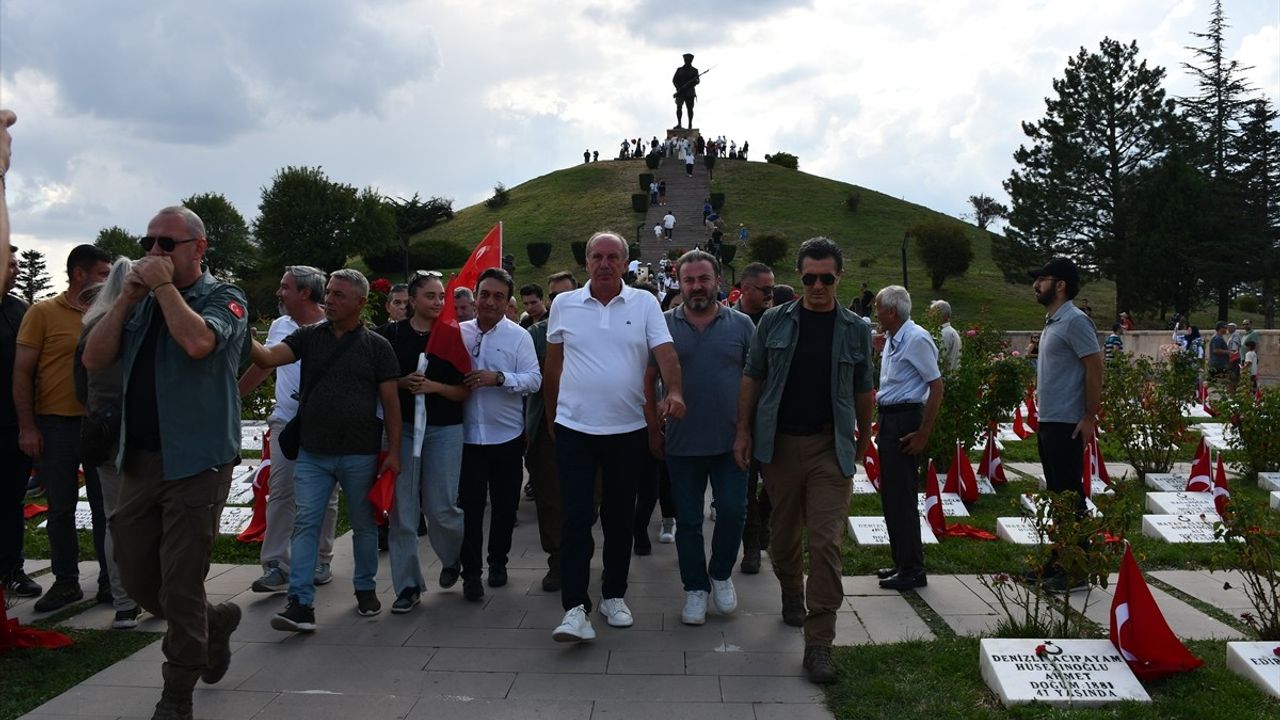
[363,242,408,275]
[845,191,861,213]
[242,373,275,421]
[858,257,874,268]
[749,234,789,267]
[571,241,587,267]
[709,193,726,212]
[639,173,654,193]
[667,248,684,262]
[1212,500,1280,640]
[911,218,973,290]
[764,152,799,170]
[1236,295,1259,313]
[644,152,662,170]
[485,182,510,210]
[704,154,717,173]
[408,239,470,272]
[1216,384,1280,477]
[1100,351,1198,477]
[719,244,737,264]
[631,193,649,213]
[527,242,552,268]
[628,243,641,261]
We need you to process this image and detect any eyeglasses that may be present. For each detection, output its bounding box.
[470,328,490,357]
[801,273,837,287]
[140,236,198,252]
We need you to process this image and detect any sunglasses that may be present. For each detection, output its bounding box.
[412,270,443,279]
[801,273,837,287]
[470,328,490,357]
[140,236,198,252]
[745,283,774,297]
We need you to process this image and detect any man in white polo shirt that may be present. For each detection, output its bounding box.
[544,231,685,643]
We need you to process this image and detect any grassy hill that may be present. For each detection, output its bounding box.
[405,158,1118,329]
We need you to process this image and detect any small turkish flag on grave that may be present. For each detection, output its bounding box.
[236,429,272,544]
[943,441,978,503]
[863,439,880,492]
[1024,390,1039,432]
[924,460,946,537]
[1089,437,1111,486]
[1012,405,1030,440]
[978,428,1006,485]
[1185,438,1212,493]
[1110,544,1203,680]
[1212,455,1230,516]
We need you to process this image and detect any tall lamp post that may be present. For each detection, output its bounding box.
[900,231,911,290]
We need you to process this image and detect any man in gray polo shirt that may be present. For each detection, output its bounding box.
[645,250,755,626]
[1027,257,1102,594]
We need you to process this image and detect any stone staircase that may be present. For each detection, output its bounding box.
[637,153,711,268]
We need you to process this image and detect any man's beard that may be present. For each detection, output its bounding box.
[684,292,712,311]
[1035,287,1055,307]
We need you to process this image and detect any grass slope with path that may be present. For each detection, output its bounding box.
[403,158,1118,330]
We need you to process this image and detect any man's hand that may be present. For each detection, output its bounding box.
[134,256,175,289]
[0,109,14,177]
[464,369,500,389]
[648,427,665,460]
[658,391,686,421]
[18,425,42,459]
[379,452,401,477]
[398,372,425,393]
[733,429,752,470]
[1072,415,1097,441]
[899,428,930,456]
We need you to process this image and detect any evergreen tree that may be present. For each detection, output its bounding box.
[254,166,394,272]
[182,192,257,280]
[1233,98,1280,327]
[15,248,53,304]
[965,194,1008,231]
[1003,38,1175,311]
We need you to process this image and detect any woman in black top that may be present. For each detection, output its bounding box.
[375,272,469,610]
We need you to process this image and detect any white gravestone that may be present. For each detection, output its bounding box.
[1225,642,1280,699]
[996,517,1047,545]
[847,516,938,545]
[240,421,266,451]
[218,506,254,535]
[1037,475,1111,496]
[232,463,261,484]
[916,493,970,517]
[851,474,876,494]
[980,638,1151,707]
[1141,514,1223,543]
[1144,492,1214,516]
[1020,493,1100,518]
[976,476,997,495]
[1271,492,1279,512]
[1144,473,1188,492]
[38,501,94,530]
[1259,473,1280,492]
[225,482,255,506]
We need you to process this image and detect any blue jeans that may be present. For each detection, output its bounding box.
[389,424,464,594]
[666,452,747,592]
[289,450,379,606]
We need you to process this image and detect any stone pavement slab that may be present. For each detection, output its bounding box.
[1079,573,1244,640]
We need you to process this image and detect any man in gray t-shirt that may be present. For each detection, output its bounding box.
[1028,257,1102,593]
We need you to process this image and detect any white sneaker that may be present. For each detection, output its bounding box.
[598,597,634,628]
[710,577,738,614]
[681,590,708,625]
[552,605,596,643]
[658,518,676,544]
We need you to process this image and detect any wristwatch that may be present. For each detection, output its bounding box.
[495,371,506,387]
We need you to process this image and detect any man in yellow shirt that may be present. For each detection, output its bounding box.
[14,244,111,611]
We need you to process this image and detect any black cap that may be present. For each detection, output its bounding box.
[1215,321,1228,330]
[683,53,694,60]
[1028,256,1079,286]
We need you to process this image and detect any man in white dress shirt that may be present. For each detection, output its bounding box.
[457,268,541,600]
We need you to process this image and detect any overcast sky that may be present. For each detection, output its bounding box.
[2,0,1277,289]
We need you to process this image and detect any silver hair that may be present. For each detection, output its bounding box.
[83,257,133,327]
[329,268,369,298]
[929,299,952,320]
[876,285,912,319]
[585,230,626,255]
[453,286,474,301]
[285,265,327,303]
[155,205,207,239]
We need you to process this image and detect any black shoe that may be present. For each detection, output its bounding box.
[541,569,561,593]
[487,566,508,588]
[271,597,316,632]
[804,645,838,685]
[875,567,898,580]
[417,514,429,537]
[2,569,43,598]
[879,572,927,591]
[112,606,141,630]
[151,688,194,720]
[33,578,83,613]
[740,552,761,575]
[378,523,390,552]
[463,577,485,601]
[391,587,421,614]
[439,561,461,589]
[97,585,113,604]
[633,534,652,556]
[201,602,241,684]
[355,589,382,616]
[524,482,535,500]
[781,594,806,627]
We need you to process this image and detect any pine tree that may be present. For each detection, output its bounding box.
[1233,98,1280,327]
[15,248,53,304]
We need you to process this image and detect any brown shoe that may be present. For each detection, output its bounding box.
[201,602,241,684]
[781,593,806,627]
[151,689,193,720]
[541,569,561,593]
[803,645,838,684]
[740,547,761,575]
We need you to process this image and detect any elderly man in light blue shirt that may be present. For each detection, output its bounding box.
[873,285,943,591]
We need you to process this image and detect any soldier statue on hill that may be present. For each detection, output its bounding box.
[673,53,700,129]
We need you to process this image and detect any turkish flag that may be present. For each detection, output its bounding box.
[1090,437,1111,486]
[1012,404,1030,440]
[1185,438,1212,493]
[1110,544,1203,680]
[1213,454,1230,516]
[943,442,978,503]
[236,429,272,544]
[1081,442,1094,499]
[1024,390,1039,432]
[367,449,396,525]
[924,460,946,537]
[978,429,1006,485]
[428,223,502,373]
[863,439,881,491]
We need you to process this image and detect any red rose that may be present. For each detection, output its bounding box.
[1035,644,1047,657]
[371,278,392,294]
[1273,647,1279,657]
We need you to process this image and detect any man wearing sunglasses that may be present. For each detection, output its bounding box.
[82,206,250,720]
[731,262,775,575]
[735,237,874,685]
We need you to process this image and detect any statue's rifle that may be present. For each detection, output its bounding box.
[673,65,716,97]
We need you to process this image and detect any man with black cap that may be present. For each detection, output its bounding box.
[673,53,699,129]
[1026,257,1102,594]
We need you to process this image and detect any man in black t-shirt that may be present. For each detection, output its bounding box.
[250,269,401,633]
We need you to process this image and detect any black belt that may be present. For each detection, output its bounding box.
[778,423,832,436]
[877,403,923,415]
